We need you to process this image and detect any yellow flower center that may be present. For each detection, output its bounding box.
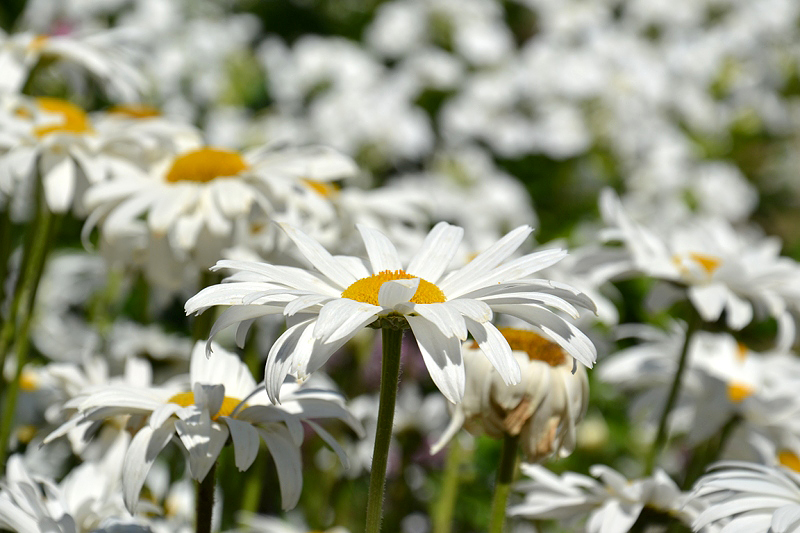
[673,252,722,277]
[168,391,246,420]
[736,342,748,363]
[497,328,566,366]
[303,179,339,197]
[726,382,754,403]
[34,97,93,137]
[164,148,249,183]
[341,269,446,306]
[28,35,48,51]
[19,370,39,391]
[106,104,162,118]
[779,450,800,473]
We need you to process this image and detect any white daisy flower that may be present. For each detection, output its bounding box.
[186,222,597,404]
[43,342,361,512]
[0,95,109,220]
[509,464,705,533]
[431,327,589,461]
[0,29,144,100]
[0,439,149,533]
[83,143,357,289]
[692,461,800,533]
[599,189,800,348]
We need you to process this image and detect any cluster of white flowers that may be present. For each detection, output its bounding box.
[2,0,800,531]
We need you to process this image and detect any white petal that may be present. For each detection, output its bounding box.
[313,298,381,343]
[258,424,303,510]
[123,421,175,512]
[414,302,468,340]
[264,319,315,403]
[279,223,357,288]
[689,283,727,322]
[378,278,418,308]
[357,224,402,273]
[439,225,532,290]
[407,315,465,403]
[175,413,229,482]
[465,318,521,385]
[41,153,75,213]
[725,291,753,330]
[407,222,464,283]
[430,406,465,455]
[224,417,261,471]
[207,305,280,354]
[305,419,351,470]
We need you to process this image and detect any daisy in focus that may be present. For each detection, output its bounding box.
[431,327,589,460]
[691,461,800,533]
[43,342,362,512]
[186,221,597,404]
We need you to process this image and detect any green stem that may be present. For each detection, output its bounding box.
[431,437,463,533]
[489,433,520,533]
[365,326,404,533]
[0,208,12,328]
[196,461,217,533]
[644,317,698,475]
[0,207,57,471]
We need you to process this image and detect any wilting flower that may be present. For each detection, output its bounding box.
[44,342,361,512]
[692,461,800,532]
[432,327,588,461]
[186,222,597,404]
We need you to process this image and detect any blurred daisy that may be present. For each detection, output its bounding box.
[44,342,361,512]
[0,95,116,219]
[692,461,800,532]
[509,464,705,533]
[186,222,597,404]
[0,441,150,533]
[431,327,589,460]
[83,143,357,289]
[0,28,145,99]
[599,189,800,348]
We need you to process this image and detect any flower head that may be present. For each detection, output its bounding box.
[431,328,589,460]
[186,222,597,404]
[44,342,361,512]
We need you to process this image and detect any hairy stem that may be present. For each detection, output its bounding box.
[365,326,404,533]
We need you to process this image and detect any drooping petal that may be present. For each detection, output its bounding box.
[407,315,465,404]
[223,417,261,471]
[264,318,315,403]
[122,420,175,512]
[258,424,303,510]
[414,302,468,341]
[465,318,521,385]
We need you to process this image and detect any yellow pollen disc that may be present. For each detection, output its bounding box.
[689,252,722,275]
[28,35,48,51]
[735,342,748,363]
[107,104,161,118]
[726,382,754,403]
[497,328,566,366]
[303,179,339,197]
[19,370,39,391]
[341,269,445,306]
[164,148,249,183]
[34,97,92,137]
[167,391,245,420]
[779,450,800,473]
[16,425,37,444]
